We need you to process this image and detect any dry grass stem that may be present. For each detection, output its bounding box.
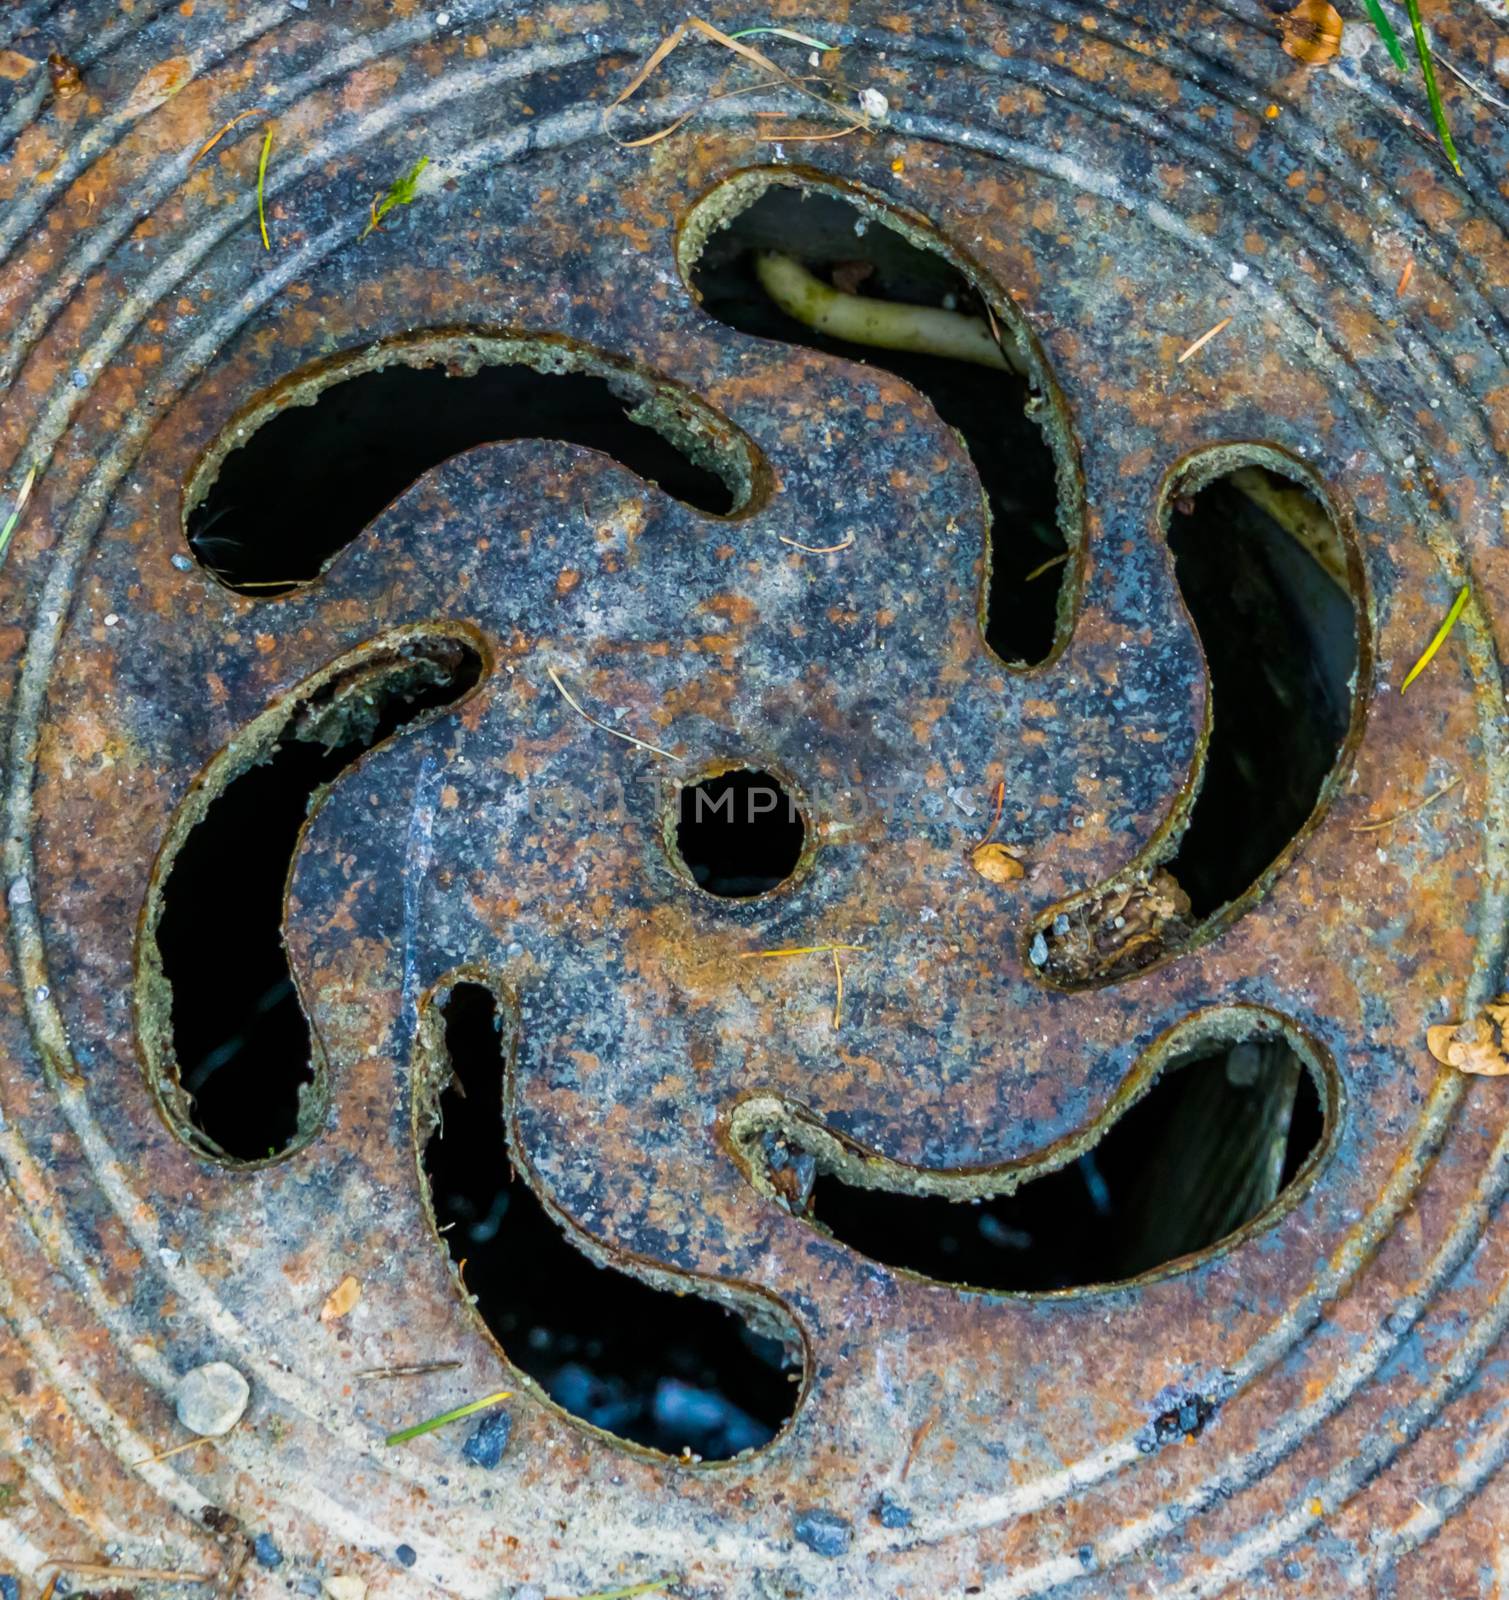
[190,108,265,166]
[779,532,855,553]
[1177,316,1233,365]
[606,17,867,147]
[546,665,676,760]
[1348,775,1461,833]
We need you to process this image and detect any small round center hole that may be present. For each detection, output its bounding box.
[675,768,805,898]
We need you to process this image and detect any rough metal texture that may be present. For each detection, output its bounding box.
[2,2,1508,1597]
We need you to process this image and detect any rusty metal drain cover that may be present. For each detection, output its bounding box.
[4,2,1509,1596]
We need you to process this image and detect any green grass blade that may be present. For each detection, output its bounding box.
[1359,0,1408,72]
[568,1578,679,1600]
[0,466,37,572]
[385,1388,511,1446]
[256,127,273,249]
[727,26,837,50]
[1400,583,1469,693]
[1402,0,1463,175]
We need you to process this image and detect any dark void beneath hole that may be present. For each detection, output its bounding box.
[688,182,1068,665]
[188,363,737,594]
[1163,467,1357,918]
[152,639,483,1159]
[426,985,798,1459]
[1035,465,1358,988]
[675,768,804,898]
[788,1035,1324,1291]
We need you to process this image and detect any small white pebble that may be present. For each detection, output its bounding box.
[170,553,193,571]
[174,1360,250,1437]
[33,985,49,1004]
[858,87,889,120]
[1339,22,1373,60]
[7,879,31,908]
[1228,261,1250,284]
[104,613,119,627]
[324,1578,367,1600]
[158,1247,182,1269]
[435,9,450,25]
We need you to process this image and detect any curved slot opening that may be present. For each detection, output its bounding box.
[184,336,764,595]
[1033,456,1362,986]
[138,627,486,1162]
[737,1015,1333,1293]
[421,981,802,1461]
[673,766,805,898]
[681,172,1077,667]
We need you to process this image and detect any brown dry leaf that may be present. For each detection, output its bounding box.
[0,51,40,81]
[1279,0,1344,65]
[48,52,82,98]
[319,1274,361,1322]
[971,842,1024,884]
[122,55,193,118]
[1427,997,1509,1076]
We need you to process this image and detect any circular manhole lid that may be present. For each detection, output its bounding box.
[2,4,1508,1597]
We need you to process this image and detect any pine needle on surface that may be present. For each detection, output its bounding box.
[255,126,272,249]
[1176,316,1233,365]
[386,1389,512,1447]
[1400,583,1469,693]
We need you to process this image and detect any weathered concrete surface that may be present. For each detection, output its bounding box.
[2,1,1507,1595]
